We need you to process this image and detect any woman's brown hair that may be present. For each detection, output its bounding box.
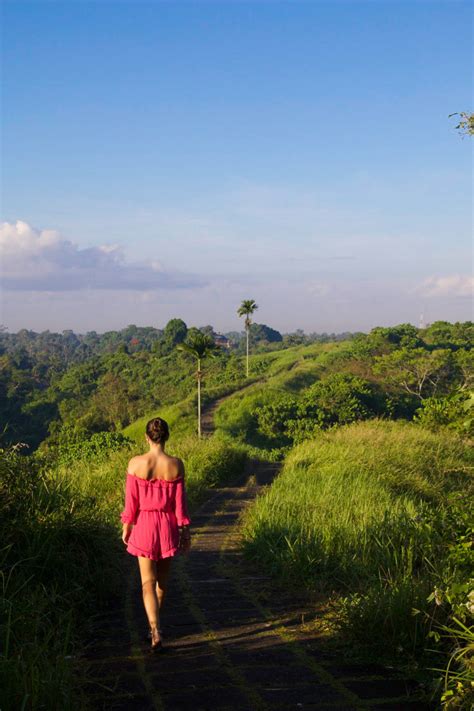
[146,417,170,444]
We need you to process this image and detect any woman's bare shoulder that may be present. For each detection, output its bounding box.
[127,454,149,478]
[168,455,185,476]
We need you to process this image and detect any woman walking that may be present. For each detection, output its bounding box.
[120,417,191,652]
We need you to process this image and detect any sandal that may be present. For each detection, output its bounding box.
[150,624,164,654]
[146,625,163,642]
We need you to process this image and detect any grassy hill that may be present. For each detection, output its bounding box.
[2,323,472,709]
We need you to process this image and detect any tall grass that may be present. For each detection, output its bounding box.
[0,446,122,711]
[251,340,352,380]
[1,425,247,710]
[122,396,197,444]
[214,385,286,448]
[122,385,259,444]
[241,420,473,667]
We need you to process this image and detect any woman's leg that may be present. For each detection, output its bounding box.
[138,556,160,642]
[156,557,172,611]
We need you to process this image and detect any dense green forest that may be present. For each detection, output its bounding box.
[0,319,472,710]
[0,321,357,450]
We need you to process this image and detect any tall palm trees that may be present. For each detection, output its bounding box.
[178,332,217,438]
[237,299,258,378]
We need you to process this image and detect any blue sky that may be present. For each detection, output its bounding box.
[1,0,472,333]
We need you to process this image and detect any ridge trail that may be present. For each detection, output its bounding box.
[78,394,430,711]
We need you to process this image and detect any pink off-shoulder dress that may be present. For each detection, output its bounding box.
[120,473,191,561]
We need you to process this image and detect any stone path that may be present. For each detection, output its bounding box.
[201,382,260,437]
[78,459,431,711]
[201,396,227,437]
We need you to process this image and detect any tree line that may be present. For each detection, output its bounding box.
[1,316,471,451]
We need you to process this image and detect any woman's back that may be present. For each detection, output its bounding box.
[128,451,184,482]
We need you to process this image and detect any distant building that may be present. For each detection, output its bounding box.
[214,334,231,349]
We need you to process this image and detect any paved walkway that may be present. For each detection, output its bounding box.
[79,460,430,711]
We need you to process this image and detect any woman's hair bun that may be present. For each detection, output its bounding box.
[146,417,170,444]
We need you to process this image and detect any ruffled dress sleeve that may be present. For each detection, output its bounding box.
[175,477,191,527]
[120,474,140,525]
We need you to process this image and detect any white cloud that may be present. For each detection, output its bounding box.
[0,220,63,254]
[306,281,331,297]
[0,220,204,291]
[415,274,474,298]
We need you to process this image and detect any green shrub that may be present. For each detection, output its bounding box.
[251,373,387,446]
[56,430,134,465]
[414,390,474,437]
[413,495,474,709]
[252,395,299,442]
[297,372,383,426]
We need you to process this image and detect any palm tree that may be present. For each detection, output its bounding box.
[177,332,217,438]
[237,299,258,378]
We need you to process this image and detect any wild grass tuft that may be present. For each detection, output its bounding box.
[241,420,473,669]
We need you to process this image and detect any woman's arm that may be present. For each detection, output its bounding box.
[120,470,140,544]
[175,460,191,527]
[175,459,191,552]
